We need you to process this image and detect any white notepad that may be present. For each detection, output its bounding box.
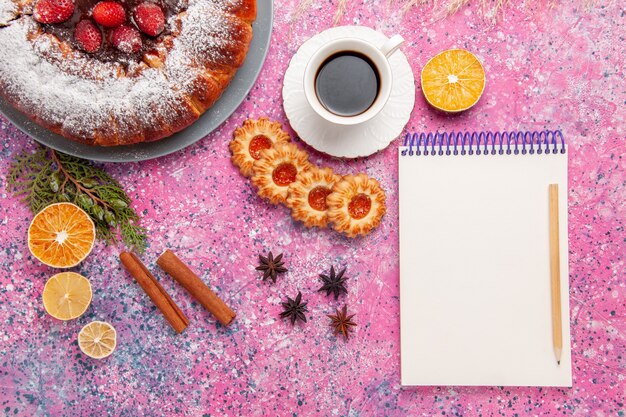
[399,131,572,386]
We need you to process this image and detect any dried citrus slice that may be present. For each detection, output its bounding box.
[28,202,96,268]
[78,321,117,359]
[421,49,486,112]
[42,272,92,320]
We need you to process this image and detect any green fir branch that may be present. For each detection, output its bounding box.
[7,146,147,253]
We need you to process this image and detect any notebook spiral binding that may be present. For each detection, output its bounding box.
[401,130,566,156]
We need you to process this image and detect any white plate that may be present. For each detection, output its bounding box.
[282,26,415,158]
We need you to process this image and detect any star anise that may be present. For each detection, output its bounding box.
[256,251,287,283]
[328,305,357,340]
[279,291,308,325]
[318,266,348,300]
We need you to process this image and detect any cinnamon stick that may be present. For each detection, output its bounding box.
[120,252,189,334]
[157,249,236,326]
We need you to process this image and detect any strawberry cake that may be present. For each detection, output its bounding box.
[0,0,255,146]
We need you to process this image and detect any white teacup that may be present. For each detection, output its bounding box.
[303,34,404,126]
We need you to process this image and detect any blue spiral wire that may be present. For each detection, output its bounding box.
[401,130,565,156]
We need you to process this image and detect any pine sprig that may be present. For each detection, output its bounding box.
[7,146,147,252]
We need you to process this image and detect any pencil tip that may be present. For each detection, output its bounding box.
[557,361,560,365]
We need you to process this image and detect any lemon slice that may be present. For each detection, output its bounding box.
[28,202,96,268]
[42,272,92,320]
[78,321,117,359]
[421,49,486,112]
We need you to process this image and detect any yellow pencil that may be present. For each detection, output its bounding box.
[549,184,563,365]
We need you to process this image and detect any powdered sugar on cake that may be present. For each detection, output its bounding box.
[0,0,17,25]
[0,0,253,145]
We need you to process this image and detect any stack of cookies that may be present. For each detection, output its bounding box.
[230,118,386,237]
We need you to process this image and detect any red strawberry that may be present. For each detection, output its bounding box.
[133,2,165,37]
[33,0,74,24]
[74,20,102,53]
[111,25,142,53]
[92,1,126,28]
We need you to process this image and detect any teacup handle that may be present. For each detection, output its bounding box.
[380,34,404,58]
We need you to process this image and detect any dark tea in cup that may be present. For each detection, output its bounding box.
[303,35,404,125]
[314,51,380,117]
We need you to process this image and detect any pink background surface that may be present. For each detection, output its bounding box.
[1,0,625,415]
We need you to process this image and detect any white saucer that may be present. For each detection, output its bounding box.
[282,26,415,158]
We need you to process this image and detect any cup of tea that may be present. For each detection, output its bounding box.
[303,34,404,125]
